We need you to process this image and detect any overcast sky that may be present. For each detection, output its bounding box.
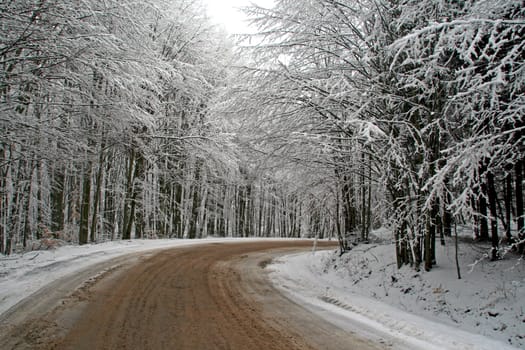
[203,0,274,34]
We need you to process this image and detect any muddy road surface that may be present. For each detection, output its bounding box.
[0,240,381,350]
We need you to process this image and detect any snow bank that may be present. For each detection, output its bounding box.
[2,235,523,350]
[270,234,524,350]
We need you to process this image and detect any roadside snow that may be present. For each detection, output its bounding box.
[3,235,523,350]
[0,237,267,317]
[269,232,525,350]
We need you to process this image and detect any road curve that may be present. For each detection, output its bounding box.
[0,240,381,350]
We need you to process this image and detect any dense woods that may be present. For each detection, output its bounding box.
[226,0,524,270]
[0,0,239,253]
[1,0,524,275]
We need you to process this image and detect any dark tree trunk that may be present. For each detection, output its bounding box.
[454,223,461,280]
[400,224,410,267]
[189,184,199,239]
[342,176,356,237]
[90,148,105,243]
[424,218,432,271]
[0,148,6,254]
[79,165,92,245]
[443,190,453,241]
[123,151,144,240]
[366,154,372,240]
[122,150,135,240]
[431,204,437,264]
[361,152,367,241]
[478,163,489,241]
[51,170,65,233]
[424,202,438,271]
[23,183,31,248]
[504,171,512,241]
[471,196,479,240]
[135,206,144,239]
[395,227,402,268]
[174,183,183,238]
[486,171,499,260]
[124,193,136,240]
[335,192,345,254]
[413,232,422,271]
[478,193,489,241]
[516,160,524,253]
[5,236,12,256]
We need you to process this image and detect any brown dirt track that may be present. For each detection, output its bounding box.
[0,240,381,350]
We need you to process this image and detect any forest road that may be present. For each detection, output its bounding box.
[0,240,382,350]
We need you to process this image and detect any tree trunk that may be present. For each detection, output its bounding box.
[486,171,499,260]
[51,168,65,233]
[79,164,92,245]
[361,152,366,241]
[343,178,355,237]
[413,232,422,272]
[424,216,432,271]
[395,222,410,268]
[504,171,512,241]
[174,182,183,238]
[0,158,6,254]
[515,159,524,253]
[395,227,402,268]
[90,147,105,242]
[424,203,438,271]
[366,154,372,241]
[259,190,265,237]
[122,149,136,240]
[124,151,145,240]
[23,181,32,249]
[443,190,452,241]
[335,187,345,254]
[454,222,461,280]
[478,193,489,241]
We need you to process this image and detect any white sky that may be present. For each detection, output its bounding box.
[203,0,274,34]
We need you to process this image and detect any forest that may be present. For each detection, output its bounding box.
[1,0,524,273]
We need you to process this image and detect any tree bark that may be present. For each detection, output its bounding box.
[424,217,432,271]
[504,171,512,241]
[366,153,372,240]
[124,151,144,240]
[122,150,136,240]
[478,192,489,241]
[486,171,499,260]
[515,159,524,253]
[443,190,452,241]
[23,181,32,248]
[413,232,422,272]
[79,164,92,245]
[424,203,438,271]
[90,147,105,242]
[51,168,65,233]
[361,152,366,241]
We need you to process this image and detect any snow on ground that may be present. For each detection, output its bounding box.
[269,229,525,350]
[0,237,270,317]
[2,234,523,349]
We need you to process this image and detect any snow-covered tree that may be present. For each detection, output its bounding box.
[0,0,239,253]
[229,0,524,268]
[388,0,525,259]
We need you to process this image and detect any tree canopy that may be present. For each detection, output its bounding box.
[1,0,523,272]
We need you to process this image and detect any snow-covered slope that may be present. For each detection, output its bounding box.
[269,232,524,350]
